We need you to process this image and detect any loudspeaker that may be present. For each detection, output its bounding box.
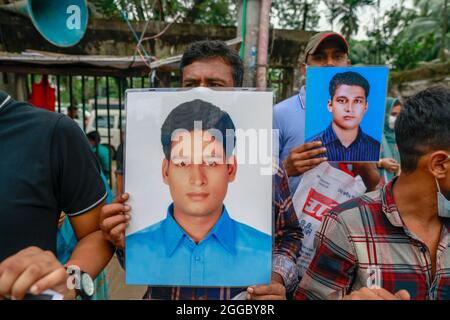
[1,0,88,47]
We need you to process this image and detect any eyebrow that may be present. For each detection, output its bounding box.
[183,77,227,83]
[335,95,366,99]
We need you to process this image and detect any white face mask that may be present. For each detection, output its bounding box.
[436,155,450,218]
[388,115,397,130]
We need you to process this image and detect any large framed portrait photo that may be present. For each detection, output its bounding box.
[305,66,389,162]
[124,87,273,287]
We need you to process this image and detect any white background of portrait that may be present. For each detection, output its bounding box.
[125,88,273,236]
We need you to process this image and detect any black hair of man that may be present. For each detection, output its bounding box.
[180,40,244,87]
[161,99,236,160]
[87,131,101,145]
[329,71,370,99]
[395,85,450,173]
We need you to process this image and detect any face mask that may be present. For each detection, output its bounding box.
[388,115,397,130]
[436,155,450,218]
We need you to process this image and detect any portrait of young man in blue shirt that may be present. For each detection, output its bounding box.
[126,98,272,286]
[306,71,380,162]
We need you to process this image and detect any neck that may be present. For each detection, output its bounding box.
[332,122,359,147]
[173,205,223,243]
[393,173,440,225]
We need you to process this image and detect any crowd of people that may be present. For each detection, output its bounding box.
[0,30,449,301]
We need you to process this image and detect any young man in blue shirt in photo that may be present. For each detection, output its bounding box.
[306,71,380,162]
[100,40,302,300]
[126,99,272,286]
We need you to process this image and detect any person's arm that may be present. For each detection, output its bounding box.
[0,116,114,300]
[53,116,114,283]
[272,167,302,292]
[67,203,114,278]
[247,167,302,299]
[294,210,357,300]
[352,163,380,191]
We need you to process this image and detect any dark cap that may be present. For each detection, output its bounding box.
[302,31,349,63]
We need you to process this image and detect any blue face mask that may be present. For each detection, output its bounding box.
[436,155,450,218]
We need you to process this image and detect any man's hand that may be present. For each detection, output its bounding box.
[0,247,71,300]
[379,158,400,173]
[246,272,286,300]
[343,287,410,300]
[283,141,327,177]
[99,193,131,249]
[246,283,286,300]
[352,163,380,191]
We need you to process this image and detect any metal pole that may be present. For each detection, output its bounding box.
[106,76,112,186]
[118,78,123,144]
[256,0,272,89]
[240,0,261,87]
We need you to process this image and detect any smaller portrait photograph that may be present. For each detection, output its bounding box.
[124,87,273,287]
[305,66,389,162]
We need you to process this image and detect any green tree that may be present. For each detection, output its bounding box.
[336,0,375,40]
[400,0,449,62]
[323,0,341,31]
[271,0,321,30]
[91,0,236,26]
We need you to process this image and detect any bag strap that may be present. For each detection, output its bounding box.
[338,163,355,177]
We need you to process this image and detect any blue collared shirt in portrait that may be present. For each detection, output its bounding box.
[126,204,272,287]
[306,124,380,162]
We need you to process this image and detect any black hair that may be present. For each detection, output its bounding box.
[161,99,236,160]
[395,86,450,173]
[180,40,243,87]
[329,71,370,99]
[87,131,101,145]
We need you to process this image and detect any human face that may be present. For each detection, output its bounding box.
[391,103,401,117]
[162,130,237,218]
[182,57,235,88]
[328,85,368,131]
[306,40,349,67]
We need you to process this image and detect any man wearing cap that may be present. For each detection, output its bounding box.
[274,31,380,194]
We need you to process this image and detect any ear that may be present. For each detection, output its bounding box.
[428,151,450,179]
[162,159,170,185]
[347,58,352,66]
[327,100,333,113]
[227,156,237,182]
[300,63,307,77]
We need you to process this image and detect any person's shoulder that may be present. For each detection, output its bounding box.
[233,220,271,248]
[7,99,64,123]
[325,189,383,227]
[126,220,164,243]
[274,94,299,114]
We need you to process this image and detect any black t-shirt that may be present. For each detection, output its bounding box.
[0,91,107,261]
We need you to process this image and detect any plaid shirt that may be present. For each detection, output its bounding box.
[295,178,450,300]
[118,166,302,300]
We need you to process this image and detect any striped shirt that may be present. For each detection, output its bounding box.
[117,166,303,300]
[307,124,380,162]
[295,178,450,300]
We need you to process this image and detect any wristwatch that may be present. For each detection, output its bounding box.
[76,271,95,300]
[67,269,94,300]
